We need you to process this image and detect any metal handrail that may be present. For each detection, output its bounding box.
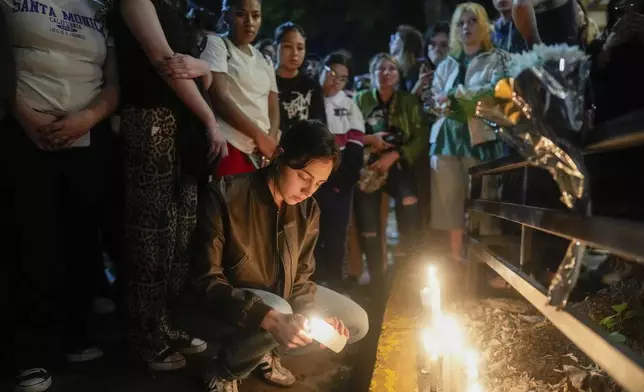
[470,200,644,262]
[468,239,644,392]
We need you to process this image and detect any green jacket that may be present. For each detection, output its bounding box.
[354,89,429,165]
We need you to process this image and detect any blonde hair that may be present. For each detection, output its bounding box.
[369,53,401,78]
[448,2,494,58]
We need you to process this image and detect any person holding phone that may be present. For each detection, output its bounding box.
[180,121,369,391]
[198,0,280,177]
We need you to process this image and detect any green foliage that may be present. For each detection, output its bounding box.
[598,303,640,345]
[608,332,627,344]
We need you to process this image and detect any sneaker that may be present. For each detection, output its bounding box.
[206,377,238,392]
[147,348,186,371]
[65,347,104,363]
[15,368,52,392]
[171,337,208,355]
[257,352,296,387]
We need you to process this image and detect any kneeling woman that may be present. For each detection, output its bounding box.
[182,120,369,392]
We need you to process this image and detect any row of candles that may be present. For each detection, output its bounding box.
[420,265,484,392]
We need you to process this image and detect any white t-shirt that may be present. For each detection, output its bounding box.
[200,33,278,154]
[324,90,365,148]
[3,0,111,147]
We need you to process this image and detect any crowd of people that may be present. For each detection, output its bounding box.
[2,0,643,391]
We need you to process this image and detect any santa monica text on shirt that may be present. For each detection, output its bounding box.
[11,0,104,35]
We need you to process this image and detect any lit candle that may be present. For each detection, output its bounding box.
[428,265,442,317]
[307,317,347,353]
[463,349,481,392]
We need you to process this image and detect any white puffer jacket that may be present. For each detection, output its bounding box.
[430,49,509,147]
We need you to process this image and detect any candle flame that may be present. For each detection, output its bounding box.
[422,264,485,391]
[427,265,442,317]
[465,348,480,380]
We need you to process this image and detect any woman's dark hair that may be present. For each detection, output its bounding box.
[255,38,273,52]
[322,51,352,74]
[273,120,340,171]
[216,0,262,34]
[395,25,424,76]
[424,21,450,44]
[274,21,306,44]
[221,0,261,11]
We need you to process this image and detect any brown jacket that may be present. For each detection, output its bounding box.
[189,168,319,331]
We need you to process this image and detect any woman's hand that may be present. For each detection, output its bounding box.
[318,317,350,349]
[261,310,313,349]
[20,110,57,150]
[364,133,394,151]
[369,150,400,173]
[325,317,349,338]
[412,63,434,97]
[207,120,228,162]
[255,132,278,160]
[38,110,96,149]
[158,53,210,79]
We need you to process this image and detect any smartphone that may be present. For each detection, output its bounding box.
[417,57,437,71]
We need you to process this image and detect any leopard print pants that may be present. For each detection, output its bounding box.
[121,105,198,360]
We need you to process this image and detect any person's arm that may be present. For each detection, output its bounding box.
[267,64,280,139]
[83,45,120,126]
[512,0,544,48]
[120,0,216,129]
[289,205,320,315]
[400,96,429,165]
[192,182,273,330]
[268,91,280,139]
[0,8,16,113]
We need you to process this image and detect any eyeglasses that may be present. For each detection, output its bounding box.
[325,66,349,83]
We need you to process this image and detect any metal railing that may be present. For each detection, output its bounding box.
[465,109,644,392]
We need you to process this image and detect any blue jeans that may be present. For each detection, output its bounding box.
[177,286,369,380]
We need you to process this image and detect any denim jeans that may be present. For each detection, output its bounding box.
[314,184,354,285]
[354,163,421,293]
[176,286,369,381]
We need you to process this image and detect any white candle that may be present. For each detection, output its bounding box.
[307,317,347,353]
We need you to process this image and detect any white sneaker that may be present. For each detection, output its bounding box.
[15,368,52,392]
[147,349,186,371]
[258,352,296,387]
[66,347,104,363]
[174,337,208,355]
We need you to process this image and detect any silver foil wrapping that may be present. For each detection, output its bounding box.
[474,45,592,307]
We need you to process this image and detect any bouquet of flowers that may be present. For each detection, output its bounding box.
[469,44,592,308]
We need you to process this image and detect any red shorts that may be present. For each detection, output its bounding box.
[216,143,256,178]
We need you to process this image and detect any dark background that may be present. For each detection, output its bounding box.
[195,0,498,74]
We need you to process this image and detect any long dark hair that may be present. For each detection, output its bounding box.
[394,25,424,77]
[270,120,340,173]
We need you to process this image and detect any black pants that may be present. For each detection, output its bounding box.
[313,184,354,286]
[1,117,111,371]
[354,163,421,292]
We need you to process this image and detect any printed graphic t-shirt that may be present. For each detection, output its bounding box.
[200,34,278,154]
[276,72,326,133]
[2,0,111,147]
